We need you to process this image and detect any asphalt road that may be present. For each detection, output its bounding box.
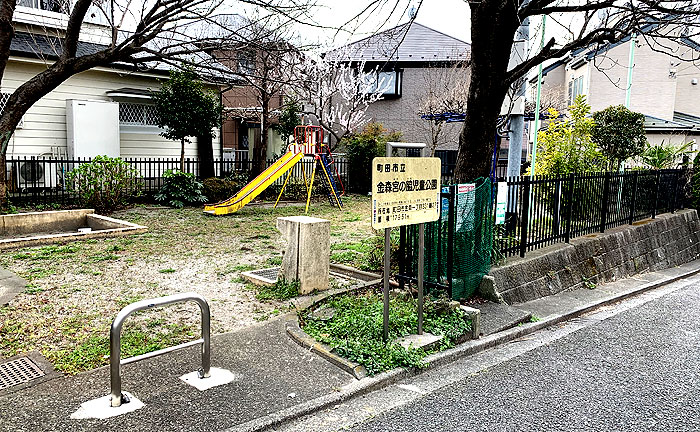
[280,276,700,432]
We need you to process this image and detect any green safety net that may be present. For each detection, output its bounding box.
[401,177,493,300]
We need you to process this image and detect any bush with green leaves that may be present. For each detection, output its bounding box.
[66,156,139,213]
[591,105,647,170]
[692,152,700,210]
[151,68,222,171]
[201,177,239,203]
[273,101,301,145]
[533,96,606,176]
[344,123,402,193]
[154,169,207,208]
[639,140,695,170]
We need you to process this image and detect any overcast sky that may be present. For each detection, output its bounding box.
[295,0,472,49]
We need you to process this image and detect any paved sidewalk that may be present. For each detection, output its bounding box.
[2,260,699,432]
[0,317,353,432]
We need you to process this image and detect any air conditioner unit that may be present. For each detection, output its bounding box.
[15,159,58,189]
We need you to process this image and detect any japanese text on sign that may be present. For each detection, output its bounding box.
[371,157,441,229]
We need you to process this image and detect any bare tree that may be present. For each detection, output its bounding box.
[415,60,470,155]
[209,17,308,175]
[0,0,314,202]
[351,1,700,182]
[524,84,568,115]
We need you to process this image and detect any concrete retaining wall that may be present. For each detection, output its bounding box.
[490,210,700,304]
[1,209,93,236]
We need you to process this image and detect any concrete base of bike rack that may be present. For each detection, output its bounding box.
[180,367,238,391]
[70,391,144,420]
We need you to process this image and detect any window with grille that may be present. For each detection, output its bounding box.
[17,0,68,13]
[0,93,9,116]
[119,102,159,127]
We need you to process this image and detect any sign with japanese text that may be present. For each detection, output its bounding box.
[456,183,475,232]
[371,157,441,229]
[495,182,508,225]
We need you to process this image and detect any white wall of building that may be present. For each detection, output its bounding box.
[1,58,221,160]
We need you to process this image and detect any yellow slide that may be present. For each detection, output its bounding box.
[204,151,304,215]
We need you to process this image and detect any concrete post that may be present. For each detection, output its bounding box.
[277,216,330,294]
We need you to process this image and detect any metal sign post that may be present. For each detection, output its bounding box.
[374,142,439,342]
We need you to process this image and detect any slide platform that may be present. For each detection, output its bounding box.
[204,151,303,215]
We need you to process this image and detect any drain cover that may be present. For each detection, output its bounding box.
[0,357,45,390]
[248,267,280,284]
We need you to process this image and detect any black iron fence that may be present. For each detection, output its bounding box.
[497,169,689,258]
[397,168,691,298]
[6,156,349,206]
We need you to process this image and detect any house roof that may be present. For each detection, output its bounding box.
[11,31,107,60]
[528,58,567,83]
[644,112,700,133]
[325,22,470,63]
[9,31,231,83]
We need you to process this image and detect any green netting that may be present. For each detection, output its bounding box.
[400,177,493,300]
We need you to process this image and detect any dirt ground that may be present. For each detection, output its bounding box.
[0,195,375,373]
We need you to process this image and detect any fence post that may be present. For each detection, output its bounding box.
[629,171,639,225]
[446,185,455,298]
[600,171,611,233]
[564,173,574,243]
[519,177,531,258]
[652,170,661,218]
[671,169,679,213]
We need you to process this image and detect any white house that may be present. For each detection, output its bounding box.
[2,3,224,168]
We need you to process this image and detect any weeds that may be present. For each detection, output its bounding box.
[255,278,300,301]
[301,290,470,375]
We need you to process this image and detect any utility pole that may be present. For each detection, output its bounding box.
[507,18,529,179]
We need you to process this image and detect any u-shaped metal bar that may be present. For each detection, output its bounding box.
[109,292,211,407]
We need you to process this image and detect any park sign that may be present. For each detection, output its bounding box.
[371,157,441,229]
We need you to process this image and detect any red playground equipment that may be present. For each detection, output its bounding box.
[204,125,344,215]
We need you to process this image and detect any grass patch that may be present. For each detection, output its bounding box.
[159,268,176,274]
[343,213,362,222]
[45,323,196,374]
[116,294,145,309]
[90,253,120,262]
[329,236,388,272]
[255,278,300,301]
[12,244,81,261]
[266,256,283,266]
[23,283,45,294]
[301,290,470,375]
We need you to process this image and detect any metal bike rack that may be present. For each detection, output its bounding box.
[109,292,211,407]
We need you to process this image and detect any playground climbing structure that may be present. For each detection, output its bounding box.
[204,125,345,215]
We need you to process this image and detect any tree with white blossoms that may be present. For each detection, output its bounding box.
[295,56,387,149]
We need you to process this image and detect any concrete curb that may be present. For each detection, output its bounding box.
[224,262,700,432]
[285,318,367,379]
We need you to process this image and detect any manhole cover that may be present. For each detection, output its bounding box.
[248,267,280,284]
[0,357,45,390]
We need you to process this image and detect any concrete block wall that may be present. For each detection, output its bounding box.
[490,209,700,304]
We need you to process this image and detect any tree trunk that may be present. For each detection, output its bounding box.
[0,154,7,208]
[180,138,185,172]
[252,97,270,176]
[453,2,519,183]
[0,0,17,86]
[197,133,214,178]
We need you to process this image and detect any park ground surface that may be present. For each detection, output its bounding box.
[0,195,375,374]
